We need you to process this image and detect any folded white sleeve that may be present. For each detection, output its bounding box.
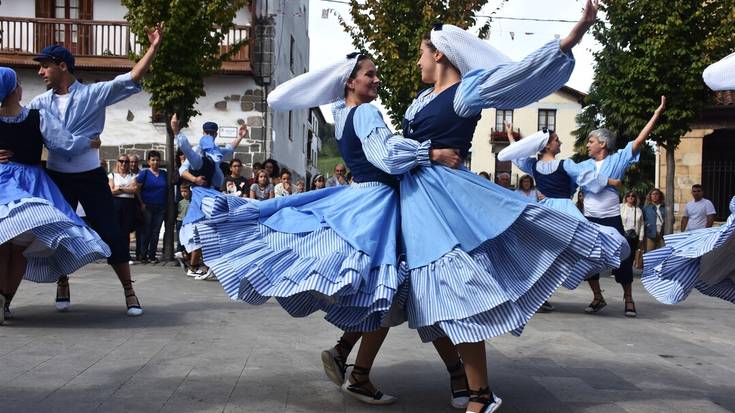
[497,130,549,161]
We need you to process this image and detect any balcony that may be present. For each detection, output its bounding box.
[0,17,251,74]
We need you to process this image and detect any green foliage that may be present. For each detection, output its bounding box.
[574,0,735,154]
[122,0,248,123]
[339,0,490,125]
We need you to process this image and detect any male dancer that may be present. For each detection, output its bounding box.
[10,25,163,316]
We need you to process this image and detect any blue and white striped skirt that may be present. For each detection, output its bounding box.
[194,182,405,332]
[400,165,626,344]
[642,196,735,305]
[0,163,111,282]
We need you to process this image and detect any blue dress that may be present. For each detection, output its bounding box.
[195,101,415,332]
[0,108,110,282]
[391,40,633,344]
[512,158,629,288]
[642,196,735,305]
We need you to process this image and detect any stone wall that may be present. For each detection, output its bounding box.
[657,129,709,220]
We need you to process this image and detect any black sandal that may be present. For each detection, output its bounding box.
[468,387,503,413]
[321,337,352,386]
[584,297,607,313]
[55,276,71,312]
[341,365,397,405]
[624,299,637,318]
[123,282,143,317]
[448,360,470,408]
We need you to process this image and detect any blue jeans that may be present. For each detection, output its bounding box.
[141,203,166,260]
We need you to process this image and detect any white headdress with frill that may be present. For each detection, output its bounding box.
[430,23,512,76]
[703,51,735,91]
[497,129,551,161]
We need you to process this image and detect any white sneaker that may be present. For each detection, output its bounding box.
[187,268,204,278]
[174,251,184,259]
[194,268,214,281]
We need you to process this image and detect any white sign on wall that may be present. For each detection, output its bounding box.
[219,126,238,138]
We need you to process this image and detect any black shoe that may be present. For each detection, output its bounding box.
[537,300,555,313]
[55,277,71,312]
[341,366,397,405]
[468,387,503,413]
[585,297,607,314]
[447,360,469,409]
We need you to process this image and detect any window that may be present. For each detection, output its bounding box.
[289,36,295,73]
[538,109,557,131]
[288,111,293,141]
[495,109,513,132]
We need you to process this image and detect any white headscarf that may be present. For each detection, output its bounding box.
[497,129,550,161]
[267,53,362,112]
[430,23,512,76]
[703,51,735,91]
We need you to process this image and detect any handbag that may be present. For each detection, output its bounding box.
[624,206,639,240]
[633,248,644,270]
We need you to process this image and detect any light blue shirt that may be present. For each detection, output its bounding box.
[578,141,640,193]
[0,107,93,156]
[177,133,235,188]
[29,72,142,173]
[513,158,609,194]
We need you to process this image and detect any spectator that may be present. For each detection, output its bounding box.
[642,188,666,251]
[295,179,305,194]
[129,154,141,174]
[222,158,247,196]
[136,151,167,264]
[681,184,716,231]
[176,184,191,255]
[108,155,138,259]
[576,191,585,214]
[129,153,143,260]
[478,171,491,180]
[311,174,326,190]
[515,174,538,202]
[247,161,263,187]
[274,169,293,197]
[263,158,280,186]
[496,172,512,189]
[326,163,348,187]
[250,169,274,200]
[620,191,644,260]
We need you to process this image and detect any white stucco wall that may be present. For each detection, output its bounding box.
[470,90,583,185]
[0,0,35,17]
[93,0,127,21]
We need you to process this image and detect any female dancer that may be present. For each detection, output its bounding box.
[194,53,469,407]
[0,67,110,322]
[391,2,622,411]
[498,125,632,286]
[641,52,735,305]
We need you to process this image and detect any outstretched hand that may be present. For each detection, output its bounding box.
[655,95,666,114]
[581,0,600,27]
[170,113,181,134]
[560,0,599,52]
[504,120,515,142]
[146,22,164,49]
[90,137,102,149]
[238,124,249,139]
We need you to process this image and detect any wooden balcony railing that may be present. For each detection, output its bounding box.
[0,17,250,62]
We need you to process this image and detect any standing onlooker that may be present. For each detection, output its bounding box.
[109,155,138,259]
[496,172,512,189]
[311,174,326,191]
[128,153,144,261]
[250,169,274,200]
[515,174,538,202]
[274,169,293,197]
[176,183,191,255]
[136,151,167,263]
[326,163,348,187]
[263,158,280,186]
[222,158,247,196]
[620,191,644,261]
[576,191,585,214]
[478,171,491,180]
[681,184,716,232]
[247,161,263,187]
[642,188,666,251]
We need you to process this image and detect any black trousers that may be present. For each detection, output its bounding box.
[47,167,130,264]
[585,215,634,285]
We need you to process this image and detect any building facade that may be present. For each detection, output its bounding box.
[469,86,585,186]
[0,0,314,179]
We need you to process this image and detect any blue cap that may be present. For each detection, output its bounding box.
[0,67,18,102]
[202,121,219,133]
[34,45,76,73]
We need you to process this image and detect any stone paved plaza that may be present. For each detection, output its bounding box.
[1,263,734,413]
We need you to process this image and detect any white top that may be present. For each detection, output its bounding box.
[584,160,619,218]
[108,172,136,198]
[684,198,716,231]
[274,183,291,197]
[620,204,644,240]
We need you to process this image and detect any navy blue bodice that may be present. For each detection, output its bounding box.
[401,83,481,158]
[532,159,577,199]
[0,109,43,165]
[338,106,397,189]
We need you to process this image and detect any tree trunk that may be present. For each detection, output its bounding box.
[664,142,676,235]
[161,114,176,261]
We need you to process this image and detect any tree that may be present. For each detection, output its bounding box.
[122,0,248,260]
[573,0,734,234]
[339,0,491,125]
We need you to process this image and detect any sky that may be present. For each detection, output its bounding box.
[308,0,601,124]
